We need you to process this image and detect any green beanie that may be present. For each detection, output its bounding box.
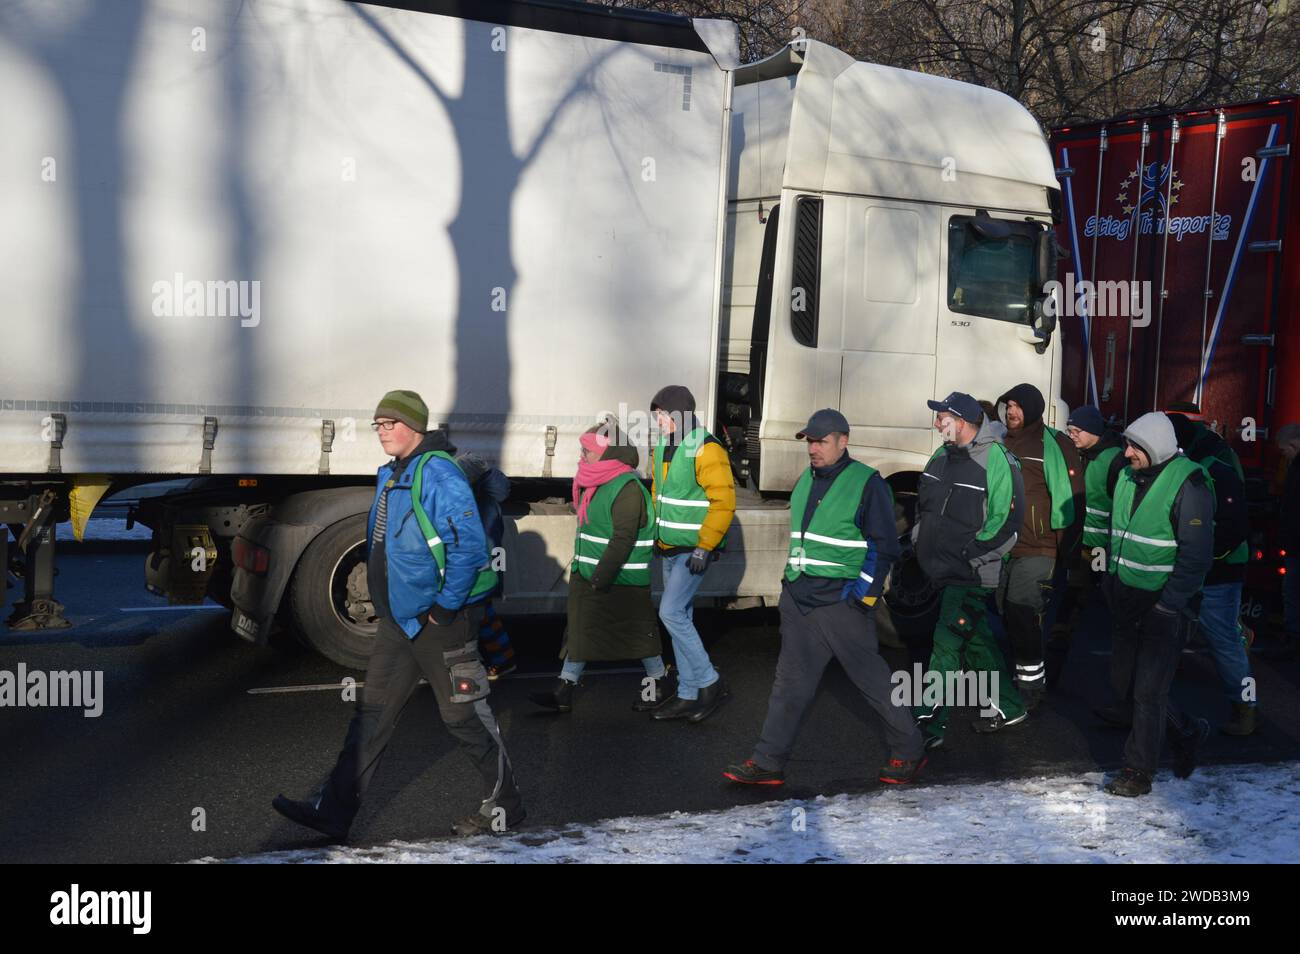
[373,389,428,433]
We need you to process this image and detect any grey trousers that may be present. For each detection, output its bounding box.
[753,592,924,770]
[321,605,520,825]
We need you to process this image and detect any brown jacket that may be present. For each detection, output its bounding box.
[1004,421,1084,559]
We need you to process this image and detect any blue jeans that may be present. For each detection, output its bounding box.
[658,552,718,700]
[561,656,665,684]
[1199,582,1256,706]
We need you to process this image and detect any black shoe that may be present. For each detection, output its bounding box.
[451,801,526,837]
[529,678,576,713]
[632,673,671,712]
[1093,703,1133,728]
[1105,767,1152,797]
[971,710,1027,734]
[650,693,697,721]
[878,756,928,784]
[722,758,785,786]
[271,792,351,842]
[1170,717,1210,779]
[686,676,729,724]
[1017,681,1045,712]
[922,732,945,752]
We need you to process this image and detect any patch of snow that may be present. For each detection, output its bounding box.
[202,761,1300,864]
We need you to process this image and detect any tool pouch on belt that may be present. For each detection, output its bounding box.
[443,640,490,704]
[950,593,987,641]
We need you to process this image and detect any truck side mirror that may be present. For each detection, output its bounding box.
[1032,297,1057,353]
[1034,224,1059,289]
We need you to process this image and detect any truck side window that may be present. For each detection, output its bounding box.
[791,197,822,347]
[946,215,1037,324]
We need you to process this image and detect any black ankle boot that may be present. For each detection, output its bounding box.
[632,673,670,712]
[271,787,354,842]
[687,676,729,723]
[530,678,576,712]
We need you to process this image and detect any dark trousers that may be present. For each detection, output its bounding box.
[753,592,924,770]
[998,554,1055,692]
[320,605,520,824]
[1110,606,1193,776]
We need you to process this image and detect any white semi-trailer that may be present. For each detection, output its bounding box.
[1,0,1064,668]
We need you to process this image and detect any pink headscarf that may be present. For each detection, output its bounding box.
[572,431,633,525]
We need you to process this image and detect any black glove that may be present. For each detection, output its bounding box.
[1143,601,1181,639]
[687,547,710,575]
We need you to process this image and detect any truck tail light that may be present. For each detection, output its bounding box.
[233,536,269,575]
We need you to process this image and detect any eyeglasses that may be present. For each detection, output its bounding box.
[371,420,398,432]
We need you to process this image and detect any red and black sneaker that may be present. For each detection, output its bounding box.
[878,756,928,785]
[722,759,785,786]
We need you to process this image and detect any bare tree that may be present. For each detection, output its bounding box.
[594,0,1300,125]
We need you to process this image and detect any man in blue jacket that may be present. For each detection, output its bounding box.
[273,390,523,839]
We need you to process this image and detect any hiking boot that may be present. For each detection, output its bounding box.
[722,758,785,786]
[1104,767,1152,797]
[529,677,576,713]
[971,710,1028,734]
[1171,717,1211,779]
[451,800,526,837]
[1219,702,1257,737]
[878,756,928,785]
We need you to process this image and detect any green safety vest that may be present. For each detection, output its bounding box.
[1108,455,1203,591]
[571,473,657,587]
[1040,426,1076,530]
[652,427,726,550]
[1081,444,1123,551]
[410,451,500,601]
[785,460,880,582]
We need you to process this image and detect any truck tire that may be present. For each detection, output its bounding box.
[287,514,377,670]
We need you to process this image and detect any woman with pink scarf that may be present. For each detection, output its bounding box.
[530,425,668,713]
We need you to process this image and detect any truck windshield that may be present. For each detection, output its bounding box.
[946,216,1037,325]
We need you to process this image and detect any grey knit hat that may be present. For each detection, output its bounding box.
[1123,412,1179,467]
[373,389,428,433]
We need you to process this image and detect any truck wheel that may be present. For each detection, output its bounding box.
[287,514,377,670]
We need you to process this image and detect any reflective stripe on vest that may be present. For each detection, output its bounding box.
[1108,455,1202,591]
[653,427,725,549]
[410,451,500,600]
[785,460,878,582]
[1081,444,1122,550]
[572,472,657,587]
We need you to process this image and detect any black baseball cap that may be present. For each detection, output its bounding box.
[927,391,983,425]
[796,409,850,440]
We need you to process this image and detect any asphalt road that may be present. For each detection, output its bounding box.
[2,542,1298,863]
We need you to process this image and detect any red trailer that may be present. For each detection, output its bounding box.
[1050,98,1299,618]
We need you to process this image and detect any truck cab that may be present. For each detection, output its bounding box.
[718,41,1065,494]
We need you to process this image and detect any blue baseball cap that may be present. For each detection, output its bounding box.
[927,391,983,425]
[796,408,850,440]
